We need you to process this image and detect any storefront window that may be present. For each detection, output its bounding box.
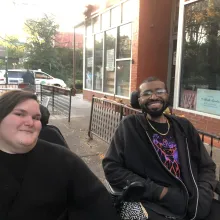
[117,23,132,58]
[93,16,100,33]
[84,3,132,96]
[111,6,121,27]
[180,0,220,116]
[86,20,92,36]
[94,34,103,91]
[85,37,93,89]
[101,11,110,30]
[104,28,116,93]
[116,60,130,96]
[122,0,133,23]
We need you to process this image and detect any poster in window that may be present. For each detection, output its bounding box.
[87,57,93,67]
[106,49,114,71]
[196,89,220,116]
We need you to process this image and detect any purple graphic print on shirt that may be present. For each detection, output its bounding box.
[152,133,181,178]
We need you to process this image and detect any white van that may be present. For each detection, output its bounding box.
[32,69,67,87]
[1,69,67,87]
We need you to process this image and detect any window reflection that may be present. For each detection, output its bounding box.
[111,6,121,27]
[180,0,220,116]
[94,34,103,91]
[116,60,130,96]
[93,16,100,33]
[101,11,110,30]
[117,23,132,58]
[122,0,133,23]
[86,20,92,36]
[104,29,116,93]
[85,37,93,89]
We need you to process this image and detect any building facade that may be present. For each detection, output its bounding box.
[54,32,74,48]
[76,0,220,136]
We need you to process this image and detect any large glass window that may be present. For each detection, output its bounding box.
[86,20,92,36]
[93,16,100,33]
[84,2,133,97]
[85,37,93,89]
[101,11,110,30]
[111,6,121,27]
[122,0,133,23]
[104,29,117,93]
[116,60,130,96]
[117,23,132,58]
[180,0,220,116]
[94,34,103,91]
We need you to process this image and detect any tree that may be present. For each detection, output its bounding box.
[55,47,73,86]
[0,36,25,69]
[183,0,220,89]
[24,14,60,72]
[24,15,74,86]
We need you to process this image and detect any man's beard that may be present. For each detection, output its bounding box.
[140,100,169,117]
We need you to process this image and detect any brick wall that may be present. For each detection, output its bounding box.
[173,109,220,136]
[137,0,173,86]
[130,1,140,92]
[83,90,130,104]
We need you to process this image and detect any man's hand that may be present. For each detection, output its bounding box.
[158,187,186,215]
[159,187,168,200]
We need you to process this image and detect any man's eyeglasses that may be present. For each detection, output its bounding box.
[140,89,167,98]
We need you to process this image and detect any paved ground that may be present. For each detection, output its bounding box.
[49,94,220,183]
[50,94,108,183]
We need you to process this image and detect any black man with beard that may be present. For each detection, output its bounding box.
[103,77,220,220]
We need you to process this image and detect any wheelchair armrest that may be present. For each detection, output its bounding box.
[105,180,146,200]
[105,179,123,196]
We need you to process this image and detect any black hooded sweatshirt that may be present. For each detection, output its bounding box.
[103,114,216,220]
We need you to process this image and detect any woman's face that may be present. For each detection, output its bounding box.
[0,99,42,154]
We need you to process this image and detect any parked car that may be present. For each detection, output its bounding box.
[32,69,67,87]
[0,69,67,87]
[0,70,6,84]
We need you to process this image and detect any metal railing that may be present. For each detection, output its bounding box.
[0,84,19,95]
[0,83,41,95]
[40,85,73,122]
[198,130,220,158]
[0,84,74,122]
[88,96,140,143]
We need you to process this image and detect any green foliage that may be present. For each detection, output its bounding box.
[75,48,83,81]
[0,36,25,69]
[24,14,73,86]
[183,0,220,89]
[24,15,59,72]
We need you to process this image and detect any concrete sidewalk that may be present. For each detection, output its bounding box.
[50,94,108,182]
[49,94,220,182]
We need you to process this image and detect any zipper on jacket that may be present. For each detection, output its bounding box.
[185,138,199,220]
[145,131,189,219]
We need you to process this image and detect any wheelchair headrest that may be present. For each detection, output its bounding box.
[130,91,141,109]
[40,104,50,126]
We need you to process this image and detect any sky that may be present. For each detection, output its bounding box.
[0,0,102,40]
